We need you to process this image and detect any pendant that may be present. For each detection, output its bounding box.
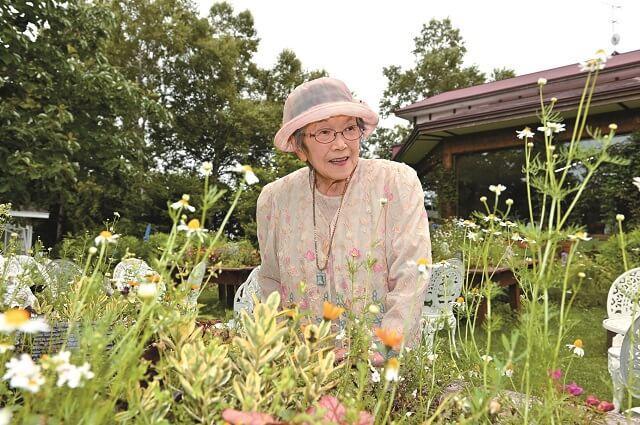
[316,271,327,286]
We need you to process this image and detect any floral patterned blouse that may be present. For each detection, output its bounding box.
[256,158,432,345]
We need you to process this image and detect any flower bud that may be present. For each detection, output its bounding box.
[480,196,487,203]
[88,247,98,255]
[616,214,625,221]
[538,78,547,86]
[609,123,618,130]
[506,198,514,206]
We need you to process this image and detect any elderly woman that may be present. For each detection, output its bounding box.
[256,77,431,346]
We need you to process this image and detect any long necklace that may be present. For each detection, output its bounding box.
[311,165,357,286]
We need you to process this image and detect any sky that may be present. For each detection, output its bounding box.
[197,0,640,128]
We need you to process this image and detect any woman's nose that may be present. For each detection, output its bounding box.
[332,134,348,150]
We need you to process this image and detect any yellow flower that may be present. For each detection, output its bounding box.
[322,302,345,321]
[374,327,403,350]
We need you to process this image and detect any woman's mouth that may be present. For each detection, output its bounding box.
[329,156,349,165]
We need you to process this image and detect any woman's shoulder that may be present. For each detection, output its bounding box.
[257,166,309,206]
[361,158,418,180]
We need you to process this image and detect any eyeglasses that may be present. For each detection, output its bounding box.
[307,124,362,144]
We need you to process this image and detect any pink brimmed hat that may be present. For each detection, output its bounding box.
[274,77,379,152]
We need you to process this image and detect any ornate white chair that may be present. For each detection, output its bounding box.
[44,259,82,298]
[112,258,161,297]
[230,266,261,326]
[607,315,640,413]
[603,268,640,340]
[422,258,464,354]
[0,255,48,309]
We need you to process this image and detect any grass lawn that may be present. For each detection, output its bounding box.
[197,283,234,322]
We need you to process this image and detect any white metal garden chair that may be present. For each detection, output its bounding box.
[602,268,640,340]
[421,258,464,354]
[607,314,640,413]
[0,254,48,309]
[112,258,161,297]
[229,266,261,327]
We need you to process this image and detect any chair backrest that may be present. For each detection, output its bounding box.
[44,259,82,298]
[424,258,464,310]
[620,314,640,398]
[233,266,261,318]
[112,258,155,293]
[607,267,640,318]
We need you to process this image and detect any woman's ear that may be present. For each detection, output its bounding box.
[294,148,308,163]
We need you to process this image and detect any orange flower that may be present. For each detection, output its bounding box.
[128,280,139,287]
[322,301,345,321]
[374,327,403,350]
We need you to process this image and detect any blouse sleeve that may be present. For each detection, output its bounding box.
[381,165,432,347]
[256,183,281,301]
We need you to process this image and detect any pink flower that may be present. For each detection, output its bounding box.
[307,395,374,425]
[349,248,361,259]
[597,401,615,412]
[373,263,385,273]
[222,409,281,425]
[304,250,315,261]
[564,382,584,396]
[585,395,600,407]
[548,369,562,380]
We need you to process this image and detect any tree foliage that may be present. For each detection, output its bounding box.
[372,19,516,159]
[0,0,165,243]
[1,0,325,245]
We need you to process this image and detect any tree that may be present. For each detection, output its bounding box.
[379,18,487,118]
[0,0,165,243]
[490,67,516,82]
[374,18,516,159]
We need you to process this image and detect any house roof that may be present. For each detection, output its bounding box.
[393,49,640,163]
[395,49,640,114]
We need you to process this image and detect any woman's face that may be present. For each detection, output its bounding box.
[295,115,360,184]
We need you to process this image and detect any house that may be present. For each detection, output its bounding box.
[392,49,640,223]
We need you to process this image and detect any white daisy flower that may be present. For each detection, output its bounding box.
[3,354,45,393]
[94,230,120,246]
[579,49,609,72]
[516,127,535,139]
[56,362,94,388]
[0,309,49,333]
[566,339,585,357]
[230,163,259,185]
[170,194,196,212]
[489,184,507,195]
[177,218,208,240]
[199,161,213,177]
[384,358,400,382]
[633,177,640,191]
[537,122,566,136]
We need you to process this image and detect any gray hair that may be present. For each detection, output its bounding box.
[293,117,366,152]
